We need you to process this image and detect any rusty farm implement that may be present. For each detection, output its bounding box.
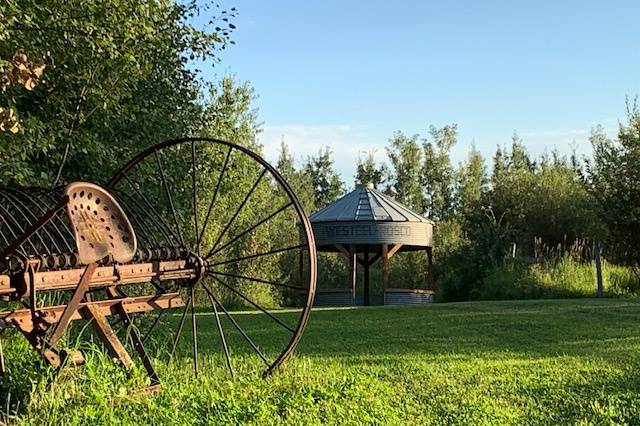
[0,137,317,390]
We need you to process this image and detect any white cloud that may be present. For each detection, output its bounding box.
[516,126,618,159]
[258,124,387,183]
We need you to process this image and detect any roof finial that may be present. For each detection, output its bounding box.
[366,182,374,190]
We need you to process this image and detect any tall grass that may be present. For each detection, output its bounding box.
[477,258,638,300]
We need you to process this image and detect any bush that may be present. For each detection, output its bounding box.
[474,258,639,301]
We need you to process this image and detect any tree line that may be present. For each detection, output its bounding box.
[280,106,640,300]
[2,0,638,304]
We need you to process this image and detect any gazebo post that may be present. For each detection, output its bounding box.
[382,244,389,305]
[426,247,433,290]
[349,245,356,305]
[363,246,370,306]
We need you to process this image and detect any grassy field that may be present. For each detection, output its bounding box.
[3,299,640,425]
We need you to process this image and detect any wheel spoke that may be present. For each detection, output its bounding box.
[205,168,267,258]
[209,244,305,267]
[155,150,186,248]
[210,275,296,333]
[207,270,305,291]
[198,146,232,251]
[170,291,192,358]
[207,202,293,258]
[202,283,270,366]
[140,308,167,346]
[190,285,199,376]
[191,140,200,254]
[204,286,234,377]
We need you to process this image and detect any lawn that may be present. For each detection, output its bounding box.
[3,298,640,425]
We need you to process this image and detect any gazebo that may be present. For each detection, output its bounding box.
[309,183,435,306]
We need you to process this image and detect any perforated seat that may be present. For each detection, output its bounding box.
[64,182,137,265]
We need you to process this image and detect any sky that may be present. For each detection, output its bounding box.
[202,0,640,182]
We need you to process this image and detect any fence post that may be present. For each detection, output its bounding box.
[595,240,603,297]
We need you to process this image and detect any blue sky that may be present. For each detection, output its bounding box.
[203,0,639,182]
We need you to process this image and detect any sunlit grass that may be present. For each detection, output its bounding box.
[2,299,640,425]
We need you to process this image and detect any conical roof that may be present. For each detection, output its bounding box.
[309,183,434,251]
[309,183,433,224]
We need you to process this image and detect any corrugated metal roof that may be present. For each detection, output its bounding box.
[309,184,433,224]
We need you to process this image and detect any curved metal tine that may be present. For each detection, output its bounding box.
[113,190,160,248]
[170,291,192,359]
[1,190,61,254]
[210,275,296,334]
[113,190,163,248]
[154,150,186,248]
[0,193,51,255]
[0,202,38,254]
[35,189,77,244]
[202,282,270,366]
[197,145,232,252]
[207,270,306,291]
[204,287,234,377]
[115,186,172,248]
[0,217,14,253]
[191,140,200,255]
[7,188,71,253]
[190,286,199,377]
[209,244,305,268]
[204,168,267,259]
[122,174,182,246]
[207,202,293,258]
[1,191,60,254]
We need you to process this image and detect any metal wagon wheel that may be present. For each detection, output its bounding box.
[106,137,317,378]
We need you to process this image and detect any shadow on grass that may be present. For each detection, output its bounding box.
[3,298,640,419]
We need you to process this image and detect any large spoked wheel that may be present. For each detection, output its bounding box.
[106,137,317,378]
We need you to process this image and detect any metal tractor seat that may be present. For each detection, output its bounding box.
[65,182,137,265]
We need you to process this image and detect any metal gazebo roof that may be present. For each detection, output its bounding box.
[309,183,434,251]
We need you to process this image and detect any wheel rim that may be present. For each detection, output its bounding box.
[106,137,317,378]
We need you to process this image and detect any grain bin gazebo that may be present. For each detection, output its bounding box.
[309,183,434,306]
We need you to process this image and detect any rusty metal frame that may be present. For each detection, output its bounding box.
[0,136,318,388]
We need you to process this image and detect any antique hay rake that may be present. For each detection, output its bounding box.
[0,137,317,390]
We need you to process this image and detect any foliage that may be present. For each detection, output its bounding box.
[421,124,458,220]
[302,147,345,210]
[386,131,423,211]
[0,0,236,186]
[586,100,640,267]
[456,144,488,218]
[4,300,640,424]
[354,150,387,189]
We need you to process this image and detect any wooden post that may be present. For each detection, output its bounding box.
[595,240,603,297]
[382,244,389,305]
[426,247,433,291]
[363,246,370,306]
[349,245,357,305]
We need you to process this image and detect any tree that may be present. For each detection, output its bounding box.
[421,124,457,220]
[507,132,534,173]
[199,76,261,146]
[492,145,507,183]
[303,147,344,209]
[355,150,387,188]
[0,0,236,186]
[586,101,640,267]
[276,140,315,213]
[386,131,423,210]
[457,144,488,217]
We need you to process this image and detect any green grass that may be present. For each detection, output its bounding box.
[3,299,640,425]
